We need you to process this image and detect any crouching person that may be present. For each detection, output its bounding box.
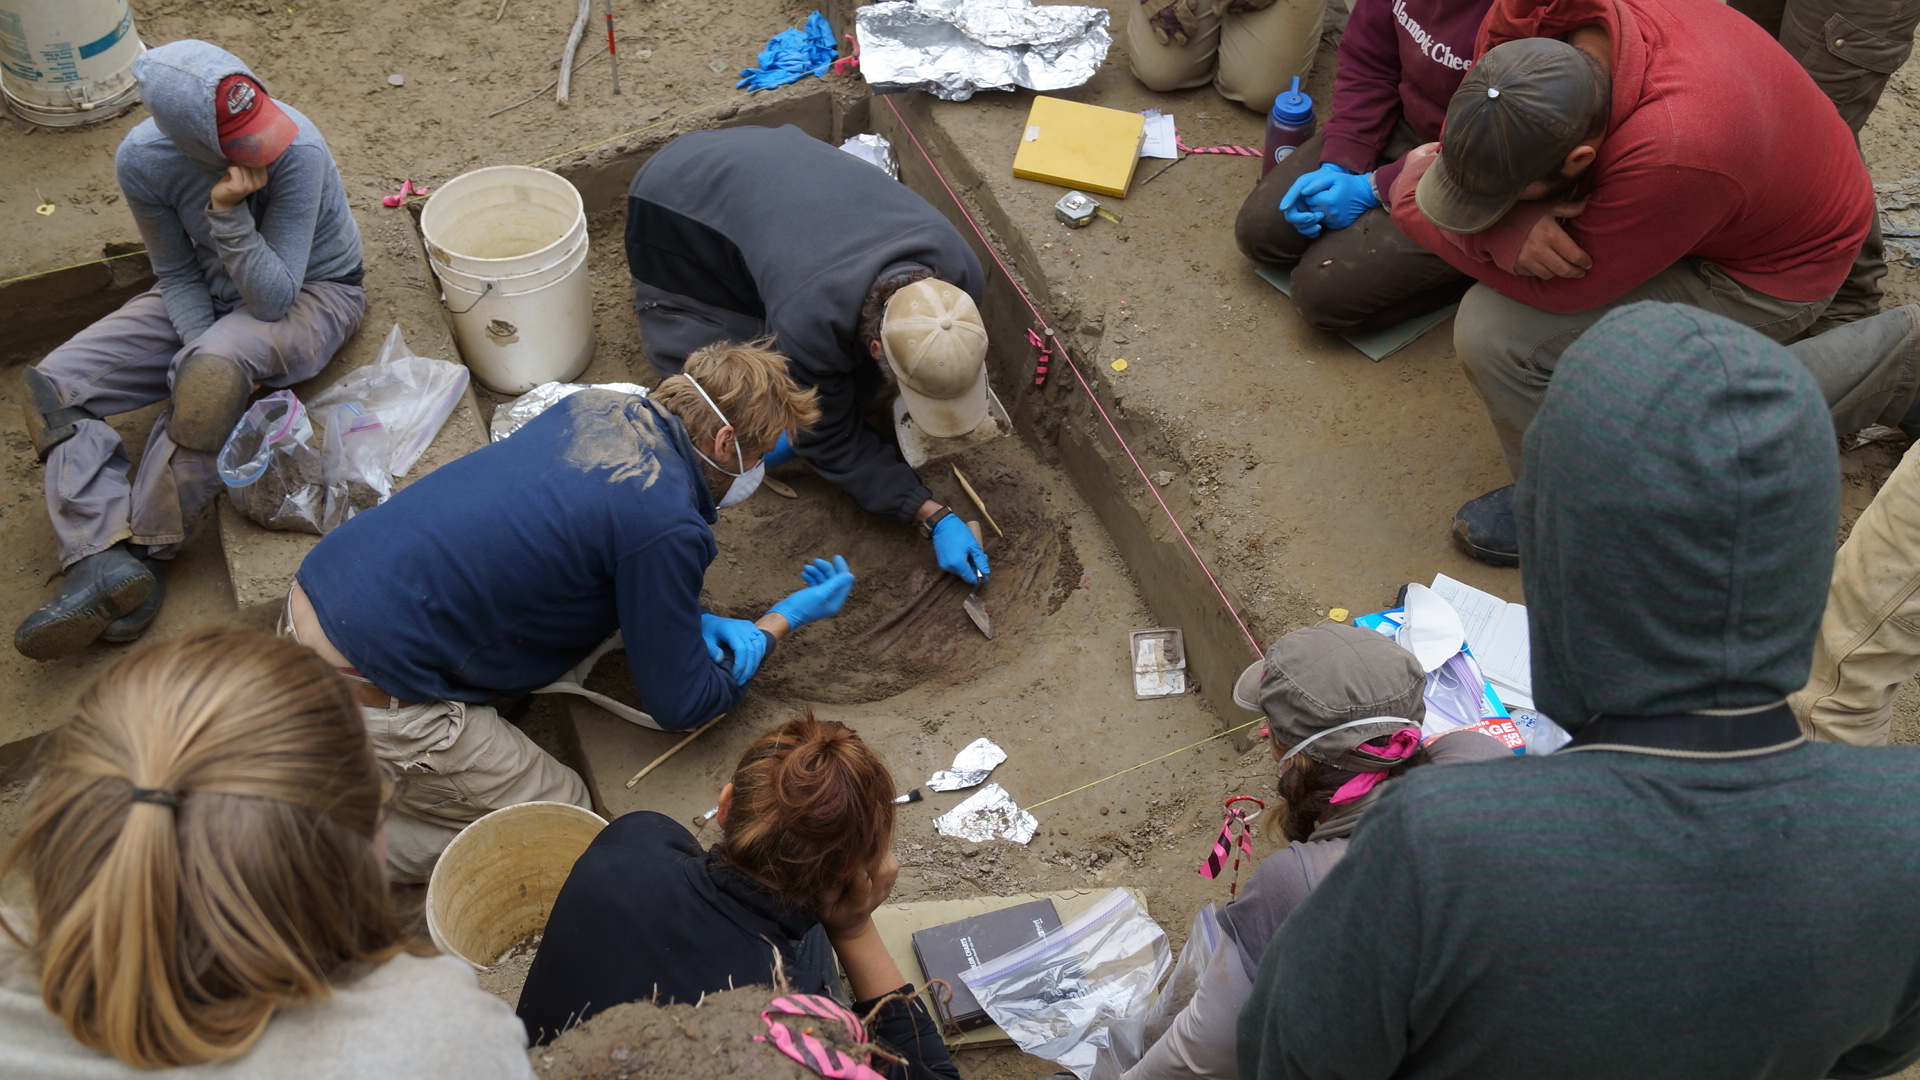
[516,713,959,1080]
[1126,624,1508,1080]
[287,341,856,882]
[15,40,366,660]
[0,630,533,1078]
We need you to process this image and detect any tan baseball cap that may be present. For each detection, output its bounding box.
[880,279,989,439]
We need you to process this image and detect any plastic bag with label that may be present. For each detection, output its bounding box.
[307,324,468,477]
[317,401,393,532]
[217,390,327,534]
[961,889,1171,1080]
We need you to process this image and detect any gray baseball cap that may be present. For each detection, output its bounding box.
[1233,625,1426,767]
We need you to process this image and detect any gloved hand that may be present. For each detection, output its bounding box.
[1280,163,1379,238]
[764,430,795,469]
[700,613,768,685]
[931,514,990,585]
[767,555,857,629]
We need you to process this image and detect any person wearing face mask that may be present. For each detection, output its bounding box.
[286,341,852,883]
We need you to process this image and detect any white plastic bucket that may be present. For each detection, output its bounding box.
[420,165,595,395]
[425,801,607,970]
[0,0,144,128]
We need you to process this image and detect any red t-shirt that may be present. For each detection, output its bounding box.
[1391,0,1872,312]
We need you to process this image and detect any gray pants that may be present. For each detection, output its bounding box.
[1456,261,1920,476]
[34,283,366,567]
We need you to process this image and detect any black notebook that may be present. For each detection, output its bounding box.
[910,899,1062,1030]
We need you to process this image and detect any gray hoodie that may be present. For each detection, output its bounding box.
[117,40,361,344]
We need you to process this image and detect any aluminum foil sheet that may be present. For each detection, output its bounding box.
[490,381,649,442]
[855,0,1111,101]
[934,782,1039,844]
[928,736,1007,791]
[840,133,900,179]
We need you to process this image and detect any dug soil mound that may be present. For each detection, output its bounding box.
[531,986,875,1080]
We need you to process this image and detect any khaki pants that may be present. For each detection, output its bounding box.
[1125,0,1324,115]
[1794,445,1920,745]
[367,699,592,884]
[1456,264,1920,477]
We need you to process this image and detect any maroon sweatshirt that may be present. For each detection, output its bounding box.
[1321,0,1496,192]
[1391,0,1872,312]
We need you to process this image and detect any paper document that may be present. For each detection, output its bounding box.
[1428,574,1532,708]
[1139,112,1178,159]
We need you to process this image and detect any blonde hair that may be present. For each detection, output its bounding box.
[653,338,822,459]
[0,629,421,1068]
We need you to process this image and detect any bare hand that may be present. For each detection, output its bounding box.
[818,849,900,942]
[210,165,270,211]
[1512,201,1591,279]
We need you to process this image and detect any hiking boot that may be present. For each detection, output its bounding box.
[14,544,156,661]
[101,555,169,644]
[169,352,252,452]
[1451,485,1520,567]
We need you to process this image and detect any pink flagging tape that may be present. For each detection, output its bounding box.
[881,95,1263,659]
[1176,139,1259,156]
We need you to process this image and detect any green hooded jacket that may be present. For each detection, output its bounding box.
[1238,304,1920,1080]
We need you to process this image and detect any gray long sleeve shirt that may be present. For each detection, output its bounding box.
[117,41,362,344]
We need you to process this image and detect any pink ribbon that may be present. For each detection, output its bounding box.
[753,993,887,1080]
[1328,728,1422,805]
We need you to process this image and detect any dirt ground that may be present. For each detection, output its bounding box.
[530,986,862,1080]
[3,2,1920,1079]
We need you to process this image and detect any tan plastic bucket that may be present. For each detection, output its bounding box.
[425,801,607,969]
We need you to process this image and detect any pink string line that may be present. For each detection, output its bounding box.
[880,95,1263,659]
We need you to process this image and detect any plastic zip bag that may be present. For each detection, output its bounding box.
[1093,903,1224,1079]
[317,401,393,533]
[307,324,468,478]
[960,889,1171,1080]
[218,390,327,534]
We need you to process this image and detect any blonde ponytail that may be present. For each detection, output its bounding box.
[0,629,424,1068]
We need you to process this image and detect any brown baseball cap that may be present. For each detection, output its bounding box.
[1233,625,1426,766]
[1416,37,1603,235]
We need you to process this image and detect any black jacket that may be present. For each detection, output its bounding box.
[625,125,986,523]
[516,812,958,1080]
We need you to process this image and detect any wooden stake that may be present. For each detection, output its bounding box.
[952,465,1003,537]
[625,713,724,788]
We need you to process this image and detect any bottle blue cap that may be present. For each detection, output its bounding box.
[1270,76,1313,125]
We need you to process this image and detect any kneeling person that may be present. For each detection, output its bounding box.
[288,342,854,881]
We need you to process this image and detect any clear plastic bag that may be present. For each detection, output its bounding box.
[960,889,1171,1080]
[218,390,327,534]
[317,401,393,532]
[307,324,469,478]
[1092,903,1224,1079]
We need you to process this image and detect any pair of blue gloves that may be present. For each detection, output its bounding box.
[701,555,857,685]
[1280,163,1379,239]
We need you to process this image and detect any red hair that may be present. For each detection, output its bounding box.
[717,712,895,910]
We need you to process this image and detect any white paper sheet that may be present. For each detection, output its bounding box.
[1139,112,1178,158]
[1428,574,1532,706]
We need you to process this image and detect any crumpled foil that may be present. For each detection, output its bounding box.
[1880,176,1920,269]
[840,133,900,179]
[855,0,1111,102]
[928,736,1007,791]
[490,381,649,442]
[934,782,1039,844]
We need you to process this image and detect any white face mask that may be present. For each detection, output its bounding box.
[681,372,765,510]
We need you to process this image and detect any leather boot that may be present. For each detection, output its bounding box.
[102,555,169,644]
[1451,485,1520,567]
[170,353,252,452]
[14,543,156,661]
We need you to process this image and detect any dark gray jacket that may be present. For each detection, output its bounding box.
[625,125,985,523]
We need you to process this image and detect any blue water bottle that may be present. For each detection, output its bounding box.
[1262,76,1316,177]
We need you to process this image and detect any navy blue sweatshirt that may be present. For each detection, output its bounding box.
[297,390,756,729]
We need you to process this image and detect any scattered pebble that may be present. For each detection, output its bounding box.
[387,73,406,86]
[1099,806,1110,815]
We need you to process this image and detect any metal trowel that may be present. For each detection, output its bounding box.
[963,521,993,639]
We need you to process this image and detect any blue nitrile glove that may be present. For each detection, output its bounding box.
[1281,163,1379,237]
[765,431,795,469]
[931,513,990,585]
[700,613,769,685]
[767,555,857,629]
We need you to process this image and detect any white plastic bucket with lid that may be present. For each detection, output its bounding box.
[0,0,145,128]
[425,801,607,970]
[419,165,595,395]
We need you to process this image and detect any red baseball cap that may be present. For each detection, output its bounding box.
[214,74,297,167]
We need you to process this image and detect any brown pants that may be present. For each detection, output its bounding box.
[1233,128,1471,336]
